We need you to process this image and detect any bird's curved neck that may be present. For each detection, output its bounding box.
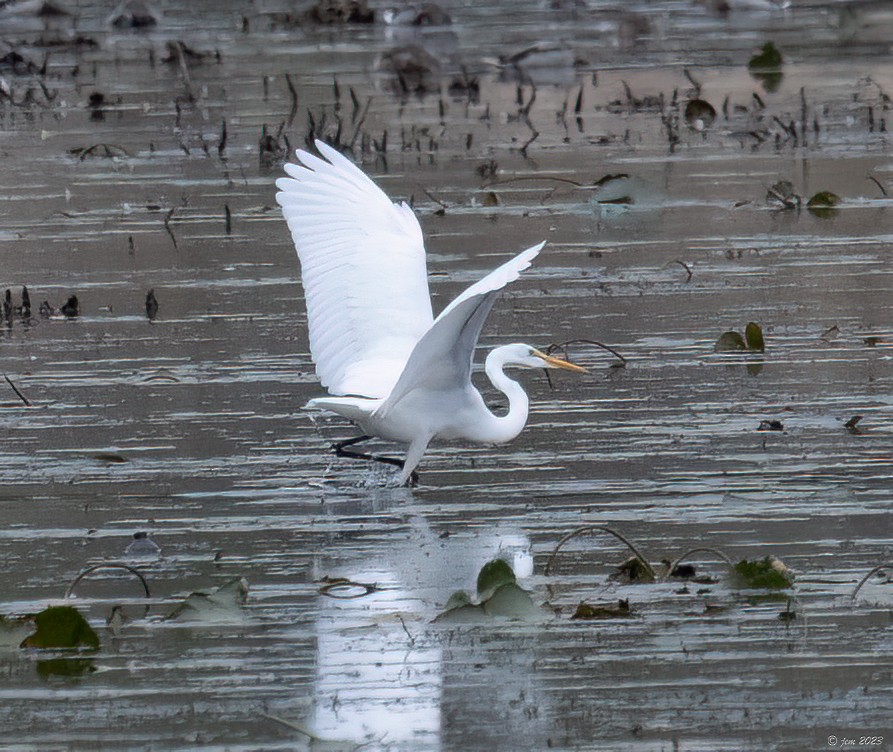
[480,347,530,444]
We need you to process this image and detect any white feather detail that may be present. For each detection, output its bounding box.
[275,140,433,397]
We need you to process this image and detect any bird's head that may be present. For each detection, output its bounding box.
[498,343,588,373]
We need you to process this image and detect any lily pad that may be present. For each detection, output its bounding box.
[806,190,841,218]
[748,42,783,92]
[476,559,516,598]
[36,658,97,678]
[744,322,765,351]
[21,606,99,650]
[732,557,793,590]
[766,180,799,209]
[480,582,541,621]
[436,561,540,622]
[714,330,747,352]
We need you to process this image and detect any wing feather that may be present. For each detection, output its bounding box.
[276,140,434,398]
[380,242,545,410]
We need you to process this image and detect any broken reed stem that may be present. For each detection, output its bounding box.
[546,338,627,365]
[544,525,656,580]
[667,547,735,576]
[850,560,893,602]
[65,562,151,599]
[4,374,31,406]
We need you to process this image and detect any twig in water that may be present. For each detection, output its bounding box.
[673,259,693,282]
[545,338,627,366]
[164,208,178,249]
[545,525,656,580]
[65,562,151,599]
[867,174,887,197]
[850,561,893,602]
[398,615,415,646]
[218,118,227,157]
[419,186,448,209]
[4,374,30,406]
[284,73,298,126]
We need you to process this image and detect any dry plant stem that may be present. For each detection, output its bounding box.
[850,561,893,602]
[4,374,30,406]
[667,547,734,576]
[544,525,656,579]
[546,338,627,365]
[65,562,151,599]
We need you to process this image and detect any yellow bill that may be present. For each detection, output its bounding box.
[532,349,588,373]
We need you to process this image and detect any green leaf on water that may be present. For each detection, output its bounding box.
[714,330,747,352]
[480,582,541,621]
[36,657,97,678]
[444,590,473,611]
[748,42,783,92]
[436,562,540,622]
[744,322,765,352]
[476,559,516,597]
[20,606,99,650]
[806,190,841,218]
[92,452,128,463]
[732,557,793,590]
[481,191,499,207]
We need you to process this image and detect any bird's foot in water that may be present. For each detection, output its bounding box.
[331,437,418,486]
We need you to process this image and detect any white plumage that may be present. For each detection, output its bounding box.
[276,140,585,484]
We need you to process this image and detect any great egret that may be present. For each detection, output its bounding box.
[275,140,585,484]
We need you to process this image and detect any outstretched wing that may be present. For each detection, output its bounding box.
[380,242,545,410]
[275,140,434,398]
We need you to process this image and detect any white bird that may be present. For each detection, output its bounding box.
[275,140,585,484]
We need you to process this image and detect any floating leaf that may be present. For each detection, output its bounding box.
[748,42,783,92]
[571,599,632,620]
[93,452,127,463]
[732,556,793,589]
[807,190,840,218]
[480,582,541,621]
[480,191,499,207]
[684,99,716,130]
[476,559,516,597]
[714,330,747,352]
[433,601,489,624]
[21,606,99,650]
[436,563,539,622]
[166,577,249,623]
[744,322,765,351]
[36,658,97,678]
[445,590,472,610]
[766,180,799,209]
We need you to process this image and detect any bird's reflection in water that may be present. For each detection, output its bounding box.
[310,516,542,746]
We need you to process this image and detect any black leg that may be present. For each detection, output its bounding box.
[330,436,419,485]
[332,435,372,452]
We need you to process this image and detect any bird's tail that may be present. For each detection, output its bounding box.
[305,395,381,423]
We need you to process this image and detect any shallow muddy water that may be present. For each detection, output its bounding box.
[0,0,891,750]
